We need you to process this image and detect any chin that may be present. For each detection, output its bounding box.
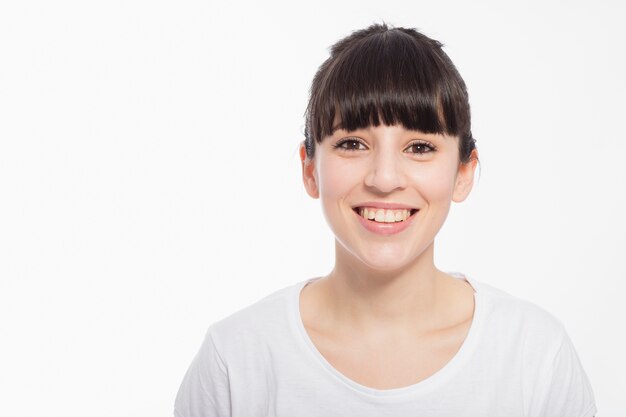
[353,246,416,272]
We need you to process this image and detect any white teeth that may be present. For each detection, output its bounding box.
[357,207,413,223]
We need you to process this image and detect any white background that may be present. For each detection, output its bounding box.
[1,0,624,416]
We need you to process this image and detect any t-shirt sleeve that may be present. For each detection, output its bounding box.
[174,327,231,417]
[535,329,597,417]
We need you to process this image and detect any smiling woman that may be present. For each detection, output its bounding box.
[304,124,475,271]
[174,23,597,417]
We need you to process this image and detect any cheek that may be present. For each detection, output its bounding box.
[316,157,361,231]
[411,160,458,201]
[317,157,359,200]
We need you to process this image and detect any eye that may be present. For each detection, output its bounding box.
[405,141,436,155]
[333,138,367,152]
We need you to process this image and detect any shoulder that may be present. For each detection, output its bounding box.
[204,279,306,355]
[469,277,568,353]
[474,278,566,329]
[175,282,306,417]
[469,279,597,416]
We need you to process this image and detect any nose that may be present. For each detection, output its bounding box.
[363,149,408,193]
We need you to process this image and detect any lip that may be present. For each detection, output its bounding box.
[351,201,417,210]
[352,206,419,236]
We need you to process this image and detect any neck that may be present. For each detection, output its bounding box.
[322,239,448,334]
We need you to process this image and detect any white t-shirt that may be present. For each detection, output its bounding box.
[174,274,597,417]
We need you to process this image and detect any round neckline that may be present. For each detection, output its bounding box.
[290,272,484,398]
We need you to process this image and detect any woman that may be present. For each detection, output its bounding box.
[174,23,597,416]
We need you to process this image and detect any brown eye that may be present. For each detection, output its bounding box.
[405,141,435,155]
[334,139,366,151]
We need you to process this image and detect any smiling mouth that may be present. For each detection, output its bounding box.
[353,207,419,223]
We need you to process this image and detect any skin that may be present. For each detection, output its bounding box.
[298,123,481,389]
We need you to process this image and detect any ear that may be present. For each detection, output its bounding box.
[299,142,319,199]
[452,149,478,203]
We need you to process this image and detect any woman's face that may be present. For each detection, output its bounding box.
[300,123,477,271]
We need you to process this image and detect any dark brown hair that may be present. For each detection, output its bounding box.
[303,23,476,163]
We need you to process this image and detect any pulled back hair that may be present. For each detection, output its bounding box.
[303,23,476,163]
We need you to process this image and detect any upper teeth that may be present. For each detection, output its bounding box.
[358,207,413,223]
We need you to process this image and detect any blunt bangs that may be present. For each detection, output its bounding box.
[304,24,474,162]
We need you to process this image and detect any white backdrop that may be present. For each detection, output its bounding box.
[1,0,624,416]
